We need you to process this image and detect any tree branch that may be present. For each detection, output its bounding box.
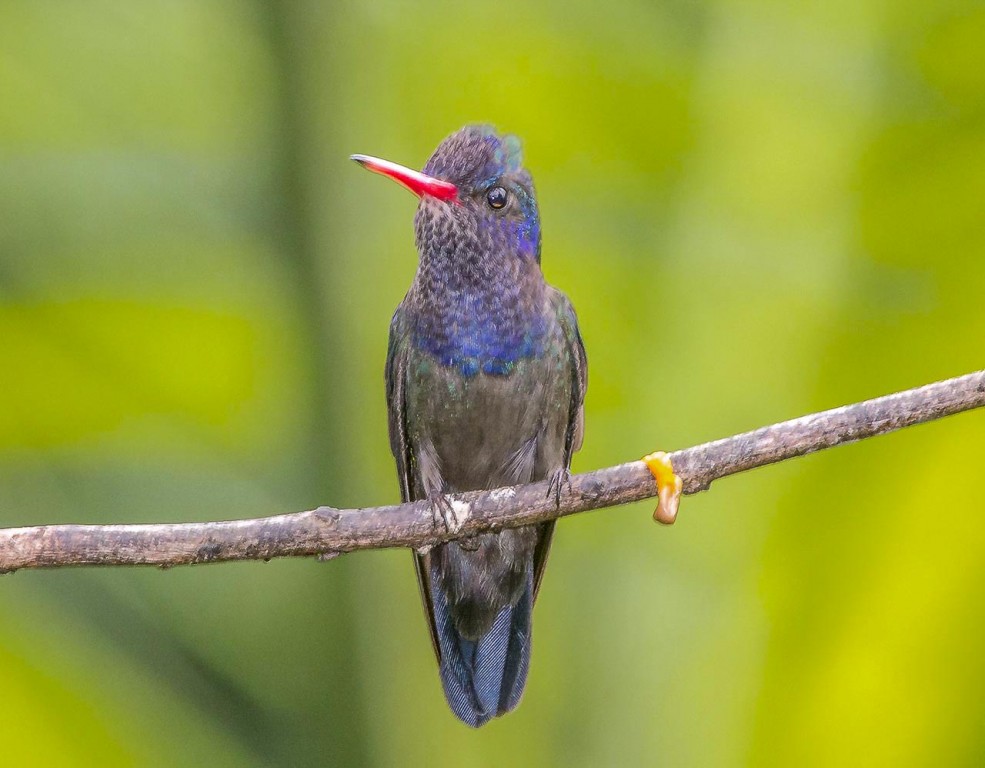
[2,370,983,573]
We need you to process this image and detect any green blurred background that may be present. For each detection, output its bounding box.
[1,1,983,765]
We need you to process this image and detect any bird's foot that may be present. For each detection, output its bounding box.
[546,467,572,508]
[428,490,468,535]
[642,452,683,525]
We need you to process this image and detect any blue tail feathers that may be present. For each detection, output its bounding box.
[430,563,534,727]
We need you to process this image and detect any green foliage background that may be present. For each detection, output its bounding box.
[1,2,983,765]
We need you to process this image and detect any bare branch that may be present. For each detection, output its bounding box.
[1,370,983,573]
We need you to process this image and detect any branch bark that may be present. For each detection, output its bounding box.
[2,369,983,573]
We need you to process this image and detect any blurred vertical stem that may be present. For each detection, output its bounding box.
[261,2,370,763]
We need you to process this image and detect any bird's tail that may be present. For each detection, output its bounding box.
[429,563,533,728]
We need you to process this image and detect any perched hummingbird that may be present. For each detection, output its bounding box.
[352,125,587,727]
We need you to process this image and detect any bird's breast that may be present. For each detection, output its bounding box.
[404,328,573,492]
[410,298,548,378]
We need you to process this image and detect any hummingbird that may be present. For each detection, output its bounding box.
[352,125,587,727]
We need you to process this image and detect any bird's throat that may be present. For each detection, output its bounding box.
[408,265,547,378]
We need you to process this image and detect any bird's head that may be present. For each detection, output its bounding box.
[352,125,541,266]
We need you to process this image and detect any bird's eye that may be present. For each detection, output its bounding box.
[486,186,508,209]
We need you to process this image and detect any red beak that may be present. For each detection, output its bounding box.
[351,154,459,202]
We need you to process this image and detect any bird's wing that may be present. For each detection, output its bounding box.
[550,286,588,461]
[385,305,413,503]
[532,287,589,599]
[386,306,444,661]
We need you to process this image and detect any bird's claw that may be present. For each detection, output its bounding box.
[428,491,466,534]
[642,451,683,525]
[546,467,572,508]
